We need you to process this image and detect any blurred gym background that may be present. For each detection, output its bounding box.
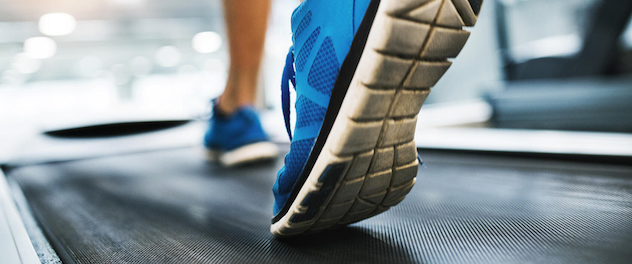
[1,0,631,159]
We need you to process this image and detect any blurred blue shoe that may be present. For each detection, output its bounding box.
[271,0,483,237]
[204,105,278,167]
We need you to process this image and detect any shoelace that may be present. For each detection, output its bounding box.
[281,47,296,140]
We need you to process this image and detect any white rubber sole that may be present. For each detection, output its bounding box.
[272,0,482,237]
[206,142,279,167]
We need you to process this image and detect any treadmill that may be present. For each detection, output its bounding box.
[1,1,632,263]
[1,117,631,264]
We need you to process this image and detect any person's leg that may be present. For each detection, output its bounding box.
[217,0,272,114]
[203,0,278,167]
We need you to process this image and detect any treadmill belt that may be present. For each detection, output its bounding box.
[8,146,632,263]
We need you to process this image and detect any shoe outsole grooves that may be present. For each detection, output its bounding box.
[271,0,482,237]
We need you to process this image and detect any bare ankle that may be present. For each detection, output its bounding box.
[216,96,238,115]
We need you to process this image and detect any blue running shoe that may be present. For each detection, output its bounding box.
[272,0,484,237]
[204,105,278,167]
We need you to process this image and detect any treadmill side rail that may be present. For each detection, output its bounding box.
[0,170,41,264]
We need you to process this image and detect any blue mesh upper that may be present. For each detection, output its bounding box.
[307,37,340,97]
[278,138,315,194]
[290,2,307,30]
[204,106,269,151]
[293,11,312,41]
[274,0,371,216]
[296,27,321,72]
[295,96,327,128]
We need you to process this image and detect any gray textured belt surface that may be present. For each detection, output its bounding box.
[8,147,632,263]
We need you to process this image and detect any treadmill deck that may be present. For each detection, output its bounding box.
[7,146,632,263]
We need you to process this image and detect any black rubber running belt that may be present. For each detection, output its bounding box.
[8,146,632,263]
